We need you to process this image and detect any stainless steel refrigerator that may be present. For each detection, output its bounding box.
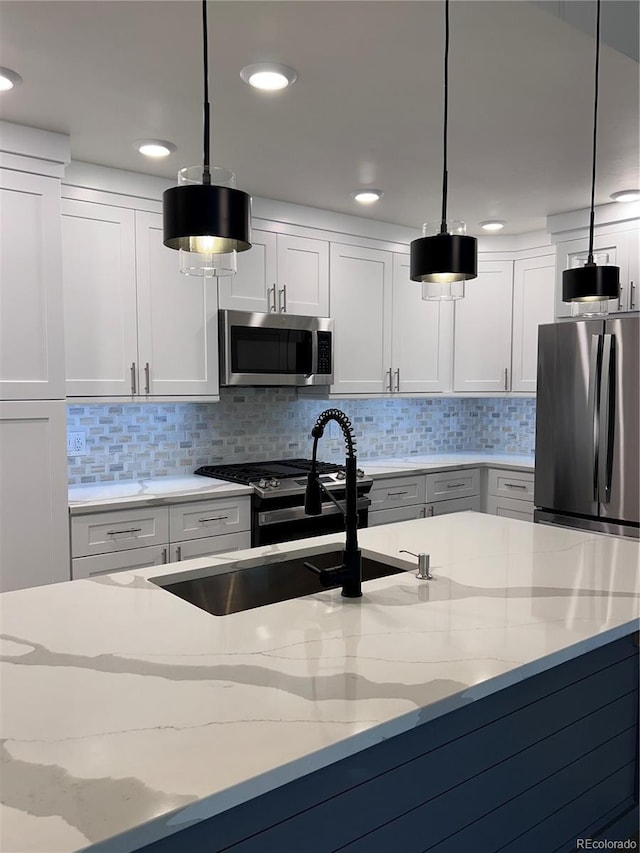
[534,315,639,539]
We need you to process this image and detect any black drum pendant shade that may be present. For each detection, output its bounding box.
[562,0,619,305]
[410,232,477,283]
[562,263,619,302]
[163,183,251,254]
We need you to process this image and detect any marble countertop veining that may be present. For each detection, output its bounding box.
[1,512,636,853]
[67,454,535,513]
[68,476,253,515]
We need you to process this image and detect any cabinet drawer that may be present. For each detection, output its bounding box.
[169,497,251,542]
[427,495,481,516]
[426,468,480,502]
[368,505,425,527]
[369,475,427,511]
[170,532,251,561]
[71,507,169,558]
[486,494,534,522]
[487,468,535,500]
[72,544,169,579]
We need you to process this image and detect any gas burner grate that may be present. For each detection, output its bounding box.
[194,458,345,485]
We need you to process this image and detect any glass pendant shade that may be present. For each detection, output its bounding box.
[163,166,250,276]
[411,220,477,299]
[563,252,618,316]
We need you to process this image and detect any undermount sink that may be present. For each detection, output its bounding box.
[154,549,404,616]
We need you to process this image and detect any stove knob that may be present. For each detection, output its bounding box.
[257,479,268,489]
[336,470,346,480]
[356,468,365,478]
[269,479,280,488]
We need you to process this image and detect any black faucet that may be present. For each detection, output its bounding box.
[303,408,362,598]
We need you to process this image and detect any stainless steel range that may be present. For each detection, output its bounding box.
[195,458,372,546]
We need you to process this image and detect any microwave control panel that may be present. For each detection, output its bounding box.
[317,331,332,375]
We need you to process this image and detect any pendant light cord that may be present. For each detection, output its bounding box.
[202,0,211,184]
[587,0,601,262]
[440,0,450,235]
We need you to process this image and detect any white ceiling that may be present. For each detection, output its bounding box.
[0,1,638,235]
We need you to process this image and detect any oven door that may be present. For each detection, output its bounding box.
[219,310,333,386]
[253,499,370,547]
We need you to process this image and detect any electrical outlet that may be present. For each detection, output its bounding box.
[67,431,87,456]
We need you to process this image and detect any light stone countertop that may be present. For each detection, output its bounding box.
[1,512,638,853]
[68,476,253,515]
[67,454,534,514]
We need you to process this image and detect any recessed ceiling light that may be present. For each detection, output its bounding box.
[480,220,506,231]
[351,189,384,205]
[240,63,297,91]
[136,140,176,158]
[610,190,640,203]
[0,67,22,91]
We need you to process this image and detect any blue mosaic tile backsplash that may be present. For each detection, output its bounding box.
[67,391,536,484]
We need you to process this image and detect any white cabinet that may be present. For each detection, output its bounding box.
[218,229,329,316]
[70,495,251,579]
[0,401,70,591]
[427,495,481,516]
[484,468,534,522]
[0,170,65,400]
[511,255,556,392]
[554,227,640,317]
[330,243,393,394]
[426,468,480,502]
[367,469,482,527]
[369,475,427,512]
[453,260,514,392]
[62,200,219,398]
[390,255,453,392]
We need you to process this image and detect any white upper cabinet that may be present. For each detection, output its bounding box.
[554,226,639,317]
[62,199,138,397]
[330,243,393,394]
[453,259,514,392]
[135,212,219,397]
[391,255,453,393]
[62,199,219,398]
[511,255,555,392]
[0,170,65,400]
[218,229,329,316]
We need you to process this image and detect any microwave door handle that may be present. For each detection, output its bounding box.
[309,329,319,378]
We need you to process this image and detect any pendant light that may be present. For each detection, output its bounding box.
[410,0,477,300]
[562,0,619,308]
[163,0,251,276]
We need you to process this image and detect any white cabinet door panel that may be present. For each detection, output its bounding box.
[0,401,70,591]
[169,497,251,541]
[428,496,481,516]
[71,507,170,558]
[72,545,169,579]
[453,260,513,392]
[218,229,277,313]
[170,531,251,561]
[62,200,138,396]
[277,234,329,316]
[135,212,219,396]
[369,475,427,511]
[391,255,453,392]
[485,495,534,522]
[511,256,555,392]
[0,170,64,399]
[330,244,392,394]
[368,506,425,526]
[426,468,480,501]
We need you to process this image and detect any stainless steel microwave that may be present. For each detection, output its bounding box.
[219,310,334,386]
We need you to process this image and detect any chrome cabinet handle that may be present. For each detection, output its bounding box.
[161,547,167,564]
[504,367,509,391]
[144,362,150,394]
[504,482,527,490]
[268,285,276,312]
[130,362,137,394]
[426,504,434,517]
[198,515,229,523]
[394,367,400,392]
[630,281,636,310]
[176,545,182,561]
[387,490,408,497]
[385,367,392,391]
[107,527,142,536]
[279,285,287,312]
[446,482,465,489]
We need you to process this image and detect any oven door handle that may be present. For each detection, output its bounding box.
[258,497,371,526]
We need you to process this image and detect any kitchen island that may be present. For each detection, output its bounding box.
[0,513,638,853]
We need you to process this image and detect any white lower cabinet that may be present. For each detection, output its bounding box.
[427,495,481,516]
[70,496,251,579]
[484,468,535,521]
[426,469,480,502]
[369,505,425,527]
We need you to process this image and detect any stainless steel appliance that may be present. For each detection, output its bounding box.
[219,310,334,386]
[534,315,639,538]
[195,458,371,546]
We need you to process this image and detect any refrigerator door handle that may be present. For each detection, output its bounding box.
[588,334,602,502]
[598,333,615,504]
